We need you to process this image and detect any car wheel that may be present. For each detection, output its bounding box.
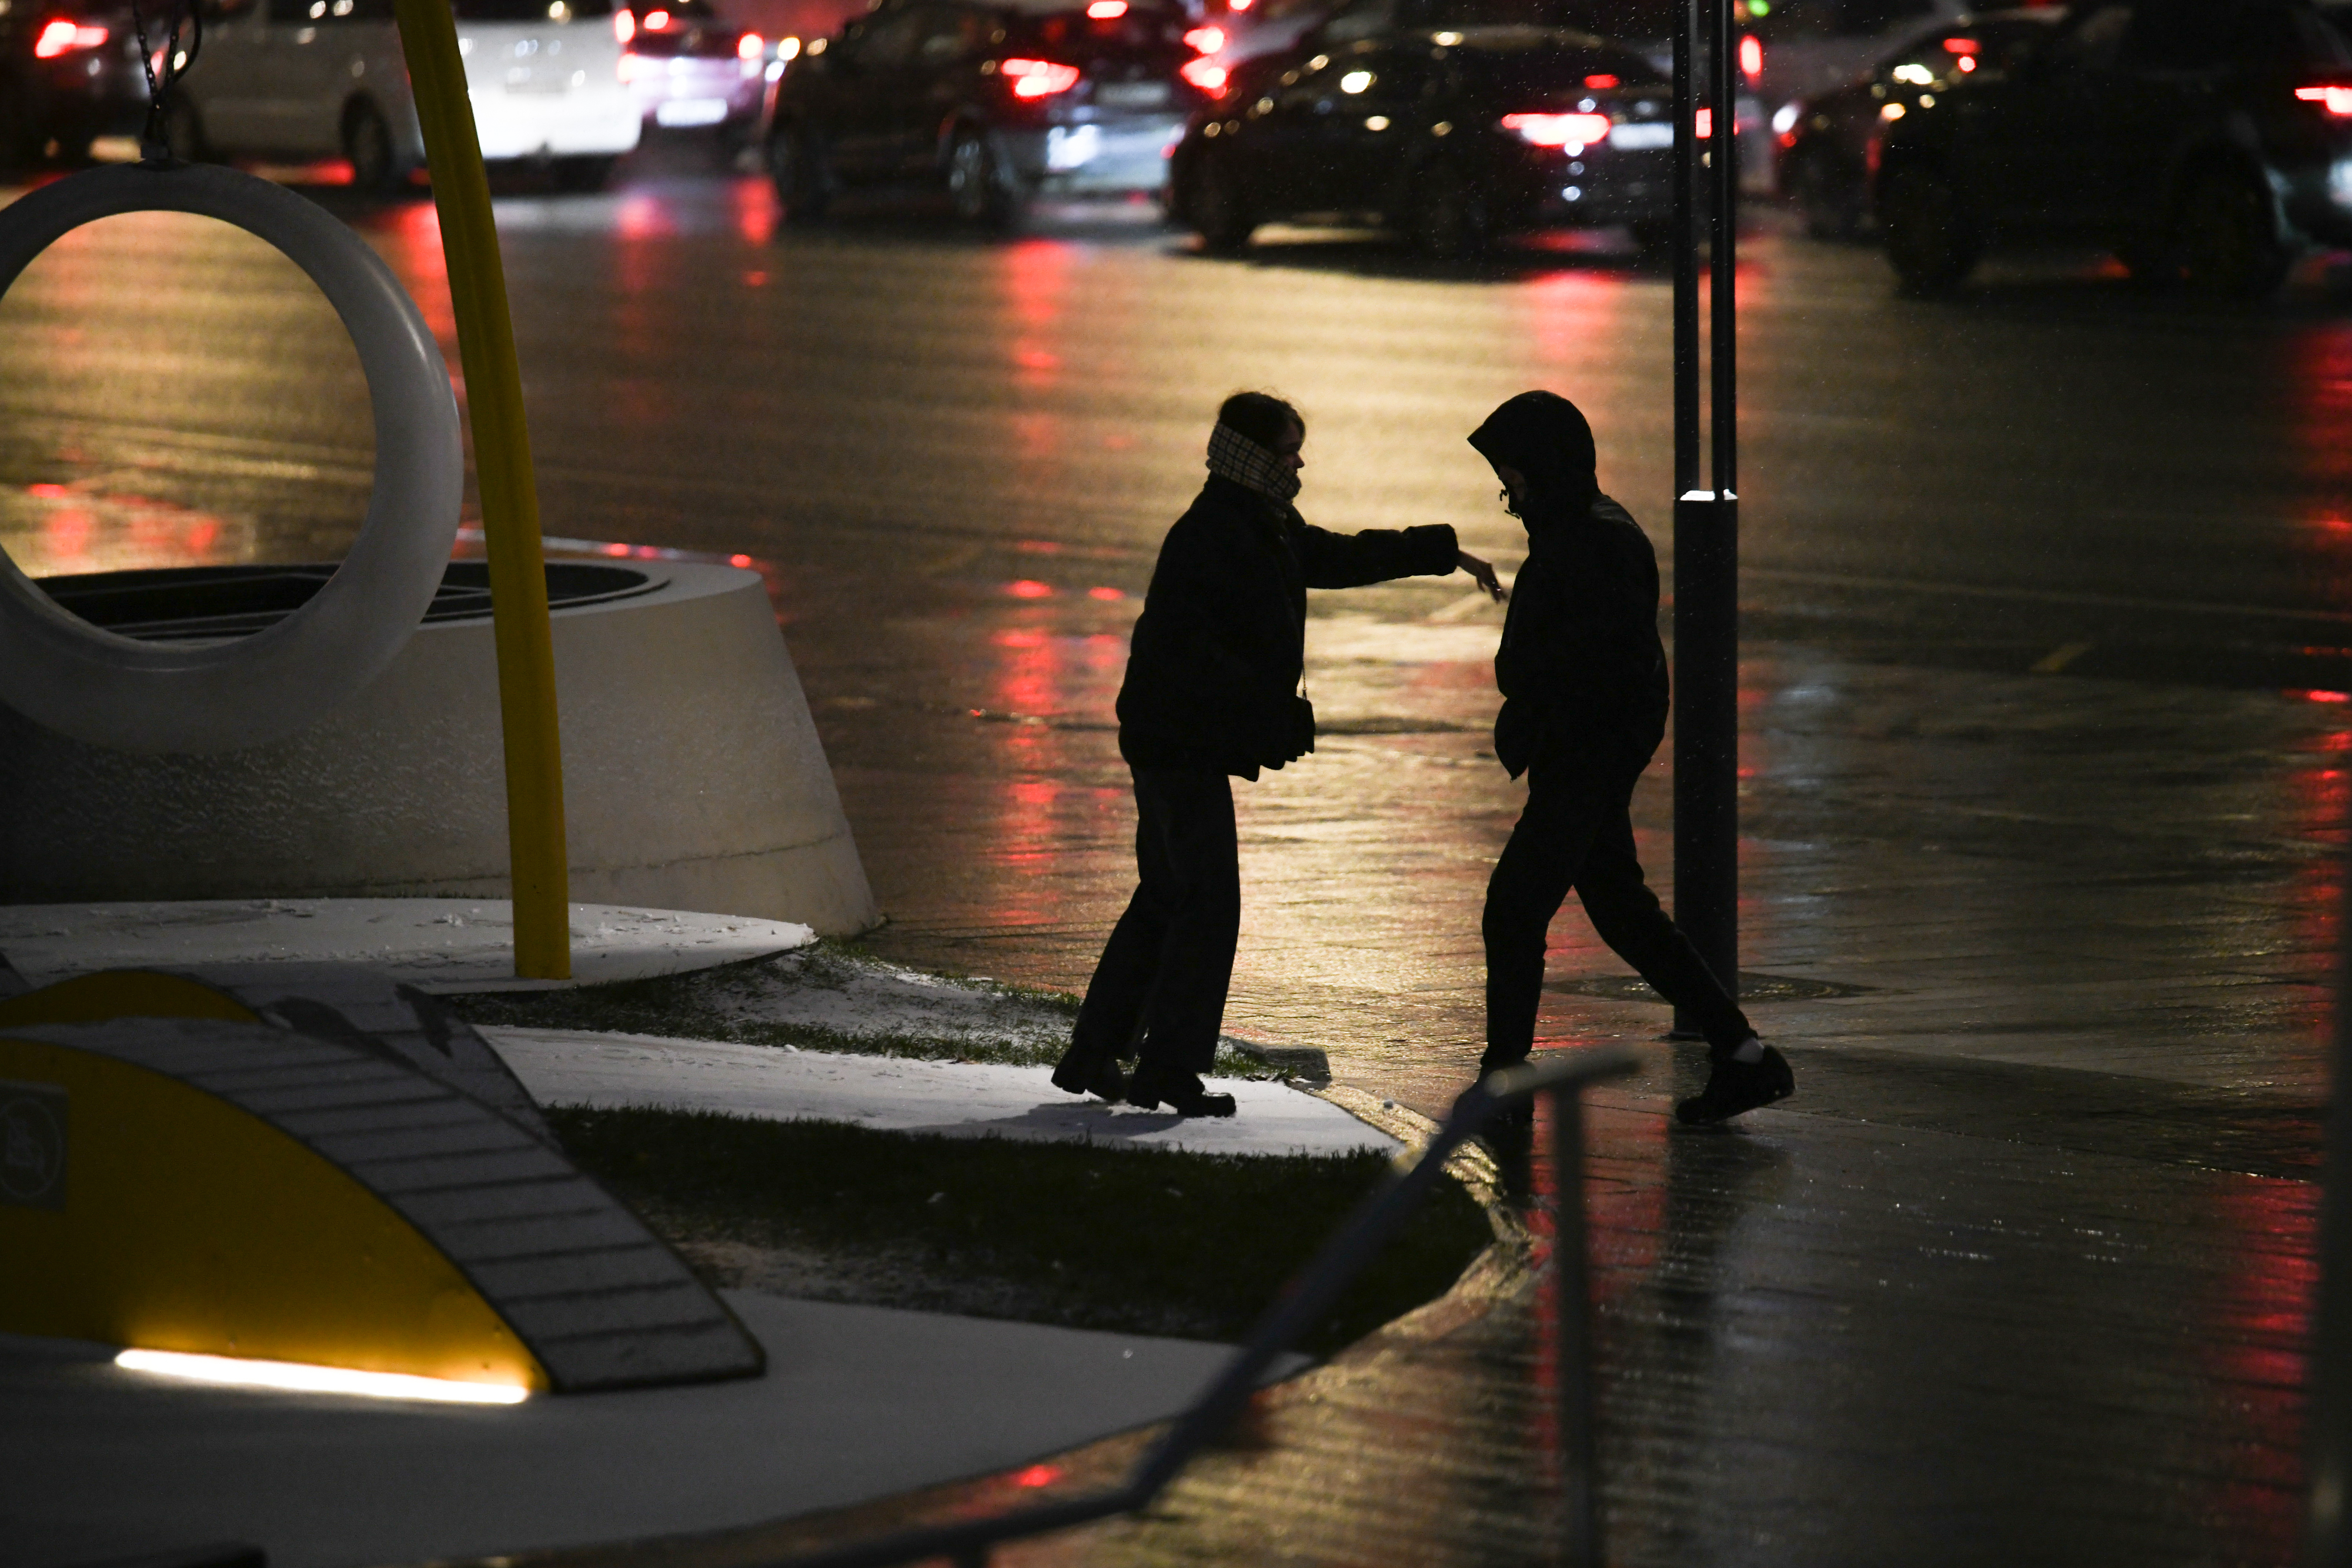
[1410,162,1486,261]
[1792,147,1865,240]
[161,96,209,163]
[2173,161,2294,300]
[552,155,617,192]
[1877,162,1977,295]
[947,128,1021,227]
[767,123,832,223]
[1190,152,1255,253]
[343,103,406,196]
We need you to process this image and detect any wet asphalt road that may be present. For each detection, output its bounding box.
[5,149,2352,1562]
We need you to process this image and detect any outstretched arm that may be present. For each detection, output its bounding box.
[1457,550,1505,601]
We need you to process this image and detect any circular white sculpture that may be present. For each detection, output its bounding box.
[0,162,462,753]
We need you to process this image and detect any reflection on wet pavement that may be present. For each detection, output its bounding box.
[1,166,2342,1560]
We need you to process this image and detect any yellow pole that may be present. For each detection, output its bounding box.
[387,0,571,979]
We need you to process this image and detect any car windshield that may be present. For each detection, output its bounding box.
[454,0,614,18]
[1450,36,1665,85]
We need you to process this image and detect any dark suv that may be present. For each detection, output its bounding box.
[0,0,146,168]
[1875,0,2352,295]
[761,0,1211,224]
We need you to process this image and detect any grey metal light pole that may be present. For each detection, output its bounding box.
[2305,848,2352,1564]
[1672,0,1740,1031]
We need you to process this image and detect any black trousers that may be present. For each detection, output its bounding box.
[1071,766,1240,1076]
[1484,761,1753,1069]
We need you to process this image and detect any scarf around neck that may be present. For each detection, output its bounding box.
[1205,422,1302,506]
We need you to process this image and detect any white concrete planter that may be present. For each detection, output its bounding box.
[0,562,879,937]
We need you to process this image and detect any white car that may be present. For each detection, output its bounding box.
[167,0,642,190]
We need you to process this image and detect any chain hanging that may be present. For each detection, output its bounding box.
[130,0,204,162]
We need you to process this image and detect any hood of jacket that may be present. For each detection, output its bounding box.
[1467,391,1599,529]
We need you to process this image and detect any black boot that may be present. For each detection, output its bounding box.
[1127,1059,1236,1118]
[1675,1045,1795,1126]
[1051,1039,1126,1101]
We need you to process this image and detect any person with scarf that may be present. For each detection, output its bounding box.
[1053,391,1503,1117]
[1469,390,1793,1125]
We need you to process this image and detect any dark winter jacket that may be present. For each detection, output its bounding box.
[1490,493,1671,784]
[1117,475,1459,780]
[1469,392,1668,786]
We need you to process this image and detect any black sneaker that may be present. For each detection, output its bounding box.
[1675,1045,1795,1126]
[1051,1040,1126,1101]
[1126,1060,1237,1118]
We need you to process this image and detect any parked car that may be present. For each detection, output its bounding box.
[621,0,766,143]
[1874,0,2352,294]
[0,0,146,167]
[1170,22,1676,254]
[166,0,641,190]
[1773,6,2061,236]
[761,0,1211,224]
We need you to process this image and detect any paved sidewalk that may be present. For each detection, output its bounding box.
[481,1027,1401,1156]
[812,627,2340,1566]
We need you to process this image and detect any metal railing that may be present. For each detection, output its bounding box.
[766,1045,1641,1568]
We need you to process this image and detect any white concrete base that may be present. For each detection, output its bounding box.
[0,899,816,992]
[0,563,880,937]
[482,1028,1401,1156]
[0,1291,1302,1568]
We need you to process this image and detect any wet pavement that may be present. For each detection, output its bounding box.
[5,151,2351,1561]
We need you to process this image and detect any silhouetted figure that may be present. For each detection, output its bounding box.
[1054,392,1502,1117]
[1468,390,1792,1126]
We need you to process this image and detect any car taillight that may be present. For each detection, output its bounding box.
[738,31,762,58]
[1695,105,1712,137]
[643,8,670,28]
[33,17,109,57]
[612,8,634,43]
[1086,0,1126,15]
[1502,111,1614,148]
[1184,25,1224,52]
[1000,57,1081,98]
[1180,55,1227,93]
[617,51,640,79]
[1583,72,1618,88]
[1739,33,1762,81]
[1942,36,1978,53]
[2298,84,2352,116]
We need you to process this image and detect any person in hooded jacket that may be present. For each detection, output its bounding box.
[1053,391,1504,1118]
[1468,390,1794,1125]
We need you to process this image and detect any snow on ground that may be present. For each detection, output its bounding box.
[455,944,1287,1077]
[481,1028,1400,1158]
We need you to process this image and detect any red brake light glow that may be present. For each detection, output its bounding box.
[643,8,670,28]
[738,30,762,56]
[1086,0,1126,15]
[1582,72,1618,88]
[2298,84,2352,115]
[1695,105,1712,137]
[1942,35,1979,52]
[1739,33,1762,80]
[1180,54,1228,92]
[1001,56,1081,96]
[613,7,634,42]
[1956,54,1975,69]
[1229,0,1252,10]
[1184,24,1225,52]
[34,17,109,56]
[1502,111,1614,147]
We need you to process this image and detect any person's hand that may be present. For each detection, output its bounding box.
[1458,550,1505,601]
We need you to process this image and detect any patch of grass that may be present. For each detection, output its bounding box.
[448,943,1277,1077]
[550,1107,1492,1355]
